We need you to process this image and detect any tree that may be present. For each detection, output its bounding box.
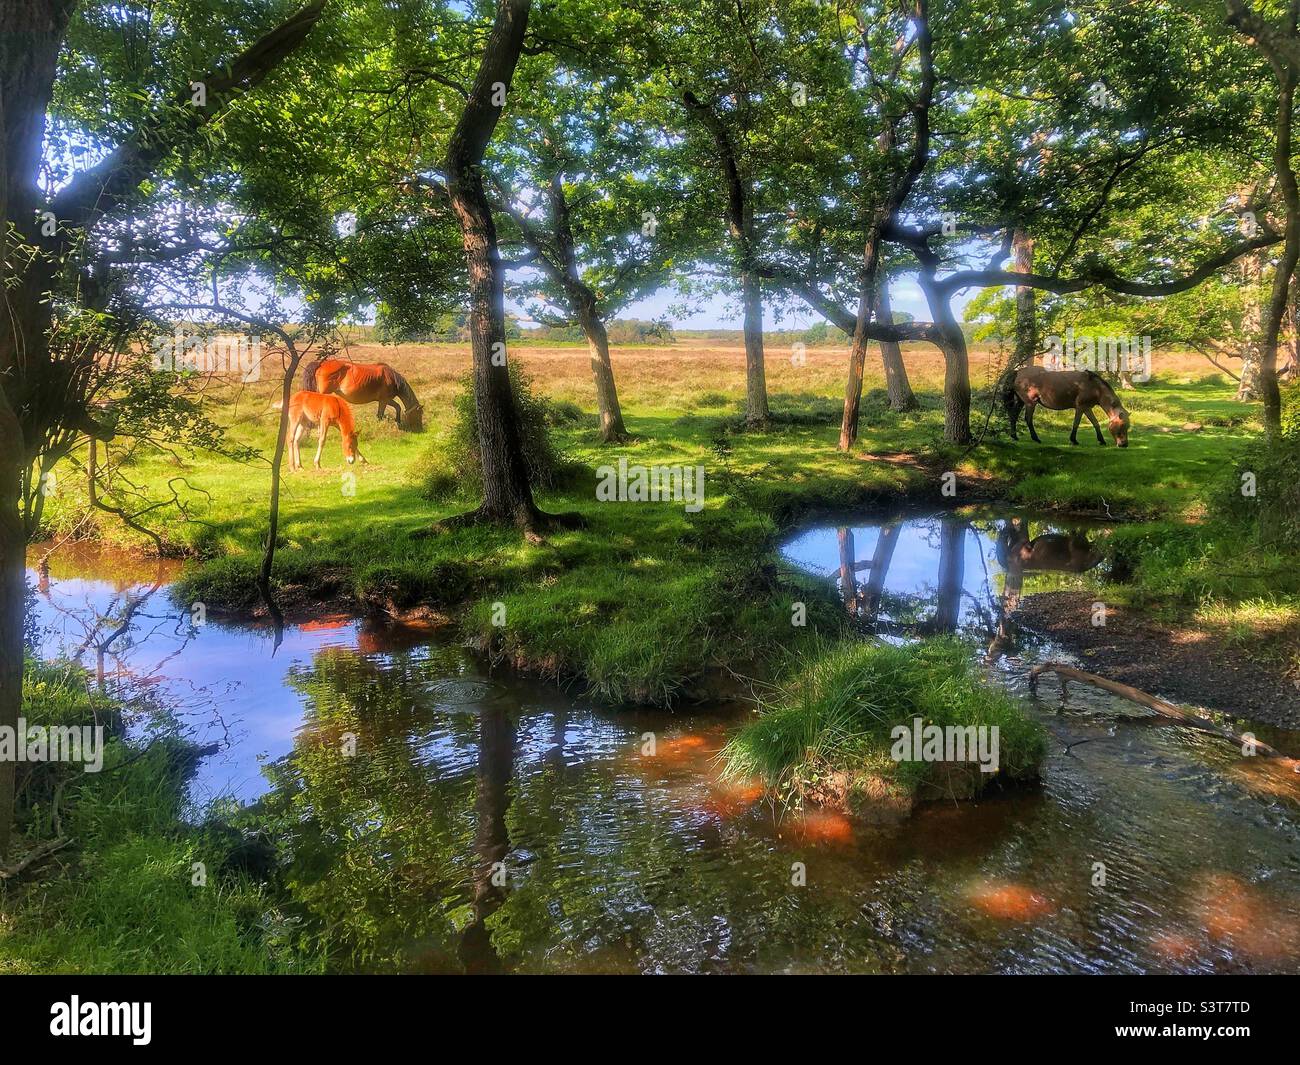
[489,57,702,442]
[439,0,578,535]
[0,0,325,856]
[1227,0,1300,432]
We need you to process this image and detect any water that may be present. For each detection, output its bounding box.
[23,518,1300,974]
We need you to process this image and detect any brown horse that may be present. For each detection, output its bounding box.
[304,358,424,431]
[1008,367,1130,447]
[286,391,365,470]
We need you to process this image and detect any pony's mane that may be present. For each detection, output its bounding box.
[330,393,356,435]
[386,366,421,410]
[1085,368,1122,402]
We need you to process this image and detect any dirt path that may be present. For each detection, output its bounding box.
[1017,591,1300,730]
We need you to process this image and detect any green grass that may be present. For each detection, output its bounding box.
[0,661,321,974]
[721,638,1047,811]
[36,362,1293,705]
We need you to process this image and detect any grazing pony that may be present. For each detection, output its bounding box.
[1007,367,1130,447]
[286,391,365,470]
[305,358,424,431]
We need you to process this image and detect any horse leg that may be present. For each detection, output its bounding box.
[376,401,385,422]
[290,422,305,471]
[1024,400,1042,443]
[1008,394,1024,440]
[1084,406,1106,445]
[314,417,330,468]
[390,400,403,428]
[1070,408,1083,445]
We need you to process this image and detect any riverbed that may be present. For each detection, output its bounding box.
[24,513,1300,973]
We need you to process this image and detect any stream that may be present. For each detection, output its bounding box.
[24,510,1300,973]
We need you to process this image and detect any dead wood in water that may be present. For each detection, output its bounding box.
[1028,661,1293,762]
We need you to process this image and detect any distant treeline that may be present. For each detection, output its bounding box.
[338,314,991,348]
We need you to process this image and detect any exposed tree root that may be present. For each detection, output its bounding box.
[1028,661,1295,763]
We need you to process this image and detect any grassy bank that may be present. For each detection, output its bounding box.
[35,340,1297,704]
[0,661,319,974]
[722,639,1047,817]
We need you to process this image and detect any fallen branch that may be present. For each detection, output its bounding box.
[1028,661,1289,760]
[0,836,74,880]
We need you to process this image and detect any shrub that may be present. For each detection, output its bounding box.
[414,364,583,502]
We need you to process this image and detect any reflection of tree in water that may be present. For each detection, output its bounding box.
[835,517,966,636]
[832,515,1105,657]
[257,645,886,972]
[261,645,483,971]
[27,561,219,747]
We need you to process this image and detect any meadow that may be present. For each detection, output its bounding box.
[38,337,1297,706]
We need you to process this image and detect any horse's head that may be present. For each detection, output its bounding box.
[405,404,424,432]
[343,430,359,464]
[1109,406,1130,447]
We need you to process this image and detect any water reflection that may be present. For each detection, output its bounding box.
[22,537,1300,974]
[809,511,1104,661]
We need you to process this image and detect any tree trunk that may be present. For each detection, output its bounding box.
[741,267,769,426]
[0,394,24,858]
[838,330,870,451]
[919,273,973,445]
[681,91,769,427]
[1012,227,1037,369]
[1260,67,1300,433]
[0,0,74,858]
[258,345,303,646]
[540,170,629,442]
[576,302,627,442]
[1238,252,1264,400]
[876,282,917,411]
[444,0,542,529]
[839,228,885,451]
[994,227,1038,408]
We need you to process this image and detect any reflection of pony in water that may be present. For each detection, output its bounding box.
[285,391,365,470]
[304,358,424,431]
[996,523,1103,574]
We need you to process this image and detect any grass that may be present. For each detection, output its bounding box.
[721,638,1048,813]
[34,340,1295,703]
[0,660,321,974]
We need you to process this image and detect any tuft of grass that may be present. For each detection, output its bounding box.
[722,638,1047,809]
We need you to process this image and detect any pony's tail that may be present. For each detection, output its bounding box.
[998,369,1020,422]
[302,358,321,392]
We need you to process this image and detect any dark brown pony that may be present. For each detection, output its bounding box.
[1007,367,1130,447]
[304,358,424,431]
